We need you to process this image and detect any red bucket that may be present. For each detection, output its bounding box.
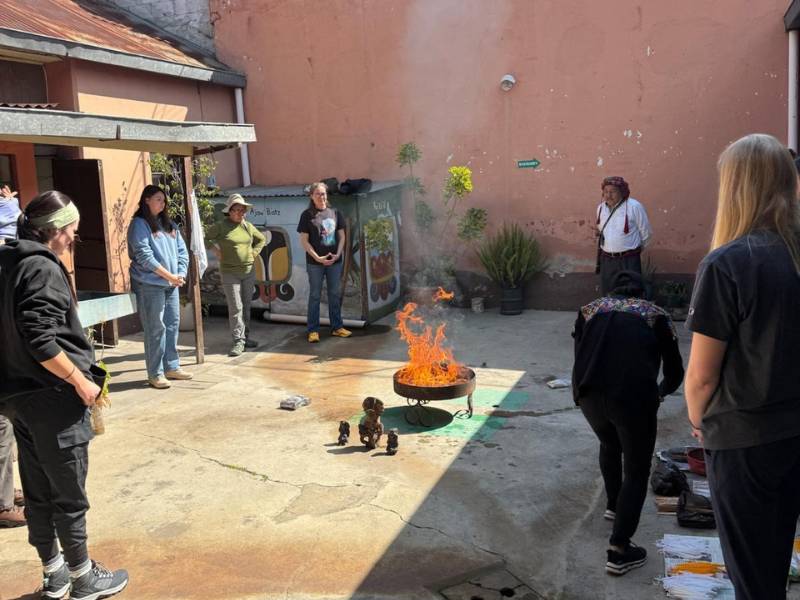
[686,447,706,477]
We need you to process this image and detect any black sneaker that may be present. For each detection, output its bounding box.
[606,542,647,576]
[41,560,70,599]
[70,561,129,600]
[244,338,258,348]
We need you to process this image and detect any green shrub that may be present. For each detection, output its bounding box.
[477,224,547,288]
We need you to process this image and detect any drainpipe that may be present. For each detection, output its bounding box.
[235,87,252,186]
[789,29,799,151]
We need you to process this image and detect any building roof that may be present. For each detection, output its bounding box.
[0,102,59,109]
[786,0,800,29]
[221,182,403,198]
[0,0,245,87]
[0,106,256,155]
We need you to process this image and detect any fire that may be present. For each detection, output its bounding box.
[432,286,454,302]
[395,301,463,386]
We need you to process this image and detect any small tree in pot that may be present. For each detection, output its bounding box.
[396,143,487,304]
[477,223,547,315]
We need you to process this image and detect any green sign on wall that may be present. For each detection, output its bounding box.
[517,159,541,169]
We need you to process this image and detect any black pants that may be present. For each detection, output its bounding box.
[11,387,93,567]
[599,252,642,296]
[706,435,800,600]
[579,390,658,547]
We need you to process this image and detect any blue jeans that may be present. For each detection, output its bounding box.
[132,280,180,378]
[306,261,344,332]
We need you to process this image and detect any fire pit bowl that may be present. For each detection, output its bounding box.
[393,367,476,426]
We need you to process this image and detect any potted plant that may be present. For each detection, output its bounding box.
[396,142,488,303]
[657,280,688,308]
[179,294,195,331]
[477,223,547,315]
[656,280,690,320]
[178,295,211,331]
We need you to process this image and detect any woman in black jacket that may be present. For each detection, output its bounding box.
[0,191,127,599]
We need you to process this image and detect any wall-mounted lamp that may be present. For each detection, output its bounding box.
[500,74,516,91]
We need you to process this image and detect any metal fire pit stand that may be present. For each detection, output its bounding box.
[393,368,476,427]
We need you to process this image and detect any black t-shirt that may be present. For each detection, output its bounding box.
[687,230,800,450]
[297,207,345,265]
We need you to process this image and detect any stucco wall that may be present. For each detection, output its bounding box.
[44,60,78,111]
[212,0,789,298]
[71,59,241,291]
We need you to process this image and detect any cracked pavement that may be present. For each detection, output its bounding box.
[6,308,781,600]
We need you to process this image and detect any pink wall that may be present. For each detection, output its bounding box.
[212,0,789,276]
[68,60,242,291]
[72,60,241,188]
[44,59,78,111]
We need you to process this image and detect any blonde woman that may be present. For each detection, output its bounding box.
[685,133,800,600]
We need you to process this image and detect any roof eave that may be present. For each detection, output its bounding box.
[0,28,247,88]
[0,106,256,156]
[785,0,800,30]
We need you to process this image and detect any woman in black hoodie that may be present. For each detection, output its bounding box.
[0,191,127,599]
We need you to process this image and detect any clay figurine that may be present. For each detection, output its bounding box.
[337,421,350,446]
[386,429,399,455]
[358,396,385,450]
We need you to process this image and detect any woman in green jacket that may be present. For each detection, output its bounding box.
[206,194,266,356]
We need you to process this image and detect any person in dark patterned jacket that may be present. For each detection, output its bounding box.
[572,269,684,576]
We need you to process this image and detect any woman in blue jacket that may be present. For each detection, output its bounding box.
[128,185,192,389]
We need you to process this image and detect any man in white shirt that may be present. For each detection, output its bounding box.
[595,176,652,295]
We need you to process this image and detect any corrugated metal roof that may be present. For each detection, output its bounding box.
[221,181,403,198]
[224,185,309,198]
[0,0,220,70]
[0,102,59,108]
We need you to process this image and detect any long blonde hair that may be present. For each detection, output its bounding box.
[712,133,800,272]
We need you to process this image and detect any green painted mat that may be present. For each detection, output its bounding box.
[350,388,530,441]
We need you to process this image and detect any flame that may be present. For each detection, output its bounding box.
[432,287,455,302]
[395,302,463,386]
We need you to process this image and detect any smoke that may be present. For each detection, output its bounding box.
[397,0,515,278]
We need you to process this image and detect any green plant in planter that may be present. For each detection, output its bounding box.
[657,280,689,308]
[396,143,488,291]
[414,167,485,286]
[178,293,210,314]
[477,223,547,289]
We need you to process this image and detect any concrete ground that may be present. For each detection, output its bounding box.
[1,306,797,599]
